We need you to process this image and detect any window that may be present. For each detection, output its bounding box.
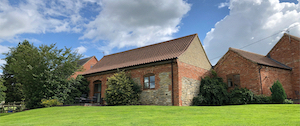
[144,74,155,89]
[93,80,101,103]
[227,78,233,87]
[227,74,240,87]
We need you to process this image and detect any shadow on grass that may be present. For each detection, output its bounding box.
[0,113,12,117]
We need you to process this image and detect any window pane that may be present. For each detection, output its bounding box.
[150,76,155,88]
[150,76,155,83]
[144,82,149,88]
[227,79,232,87]
[144,77,149,83]
[94,84,100,93]
[150,82,155,88]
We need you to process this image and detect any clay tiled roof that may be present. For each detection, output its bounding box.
[78,56,95,66]
[83,34,197,75]
[230,48,291,70]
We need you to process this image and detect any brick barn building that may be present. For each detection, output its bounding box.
[214,33,300,100]
[82,34,212,106]
[70,56,98,79]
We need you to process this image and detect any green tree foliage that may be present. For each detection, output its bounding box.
[2,73,24,102]
[270,80,287,103]
[193,70,229,106]
[64,75,89,105]
[229,87,254,105]
[3,40,82,108]
[105,71,142,105]
[0,78,7,101]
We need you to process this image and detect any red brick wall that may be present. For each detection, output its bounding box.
[71,57,98,78]
[86,61,179,105]
[214,50,262,94]
[86,73,111,102]
[260,66,292,98]
[215,50,293,98]
[268,35,300,99]
[177,60,210,106]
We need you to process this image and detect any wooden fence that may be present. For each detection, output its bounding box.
[0,101,26,113]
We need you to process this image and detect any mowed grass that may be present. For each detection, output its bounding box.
[0,104,299,126]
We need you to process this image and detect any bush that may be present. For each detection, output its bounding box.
[249,95,272,104]
[41,99,63,107]
[283,99,293,104]
[104,71,142,105]
[193,70,229,106]
[229,87,254,105]
[192,95,205,106]
[270,80,287,103]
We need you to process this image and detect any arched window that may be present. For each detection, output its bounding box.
[144,73,155,89]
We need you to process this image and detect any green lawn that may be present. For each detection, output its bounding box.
[0,104,299,126]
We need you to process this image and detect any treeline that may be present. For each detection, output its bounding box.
[1,40,89,109]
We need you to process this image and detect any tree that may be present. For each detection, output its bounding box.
[3,40,82,108]
[270,80,287,103]
[2,74,24,102]
[64,75,89,105]
[0,78,6,102]
[105,71,141,105]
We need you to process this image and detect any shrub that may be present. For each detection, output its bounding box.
[283,99,293,104]
[41,99,63,107]
[270,80,287,103]
[250,95,272,104]
[229,87,254,105]
[192,95,205,106]
[193,70,229,106]
[104,71,142,105]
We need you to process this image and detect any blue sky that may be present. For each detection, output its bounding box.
[0,0,299,73]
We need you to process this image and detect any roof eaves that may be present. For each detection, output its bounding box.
[266,57,292,70]
[257,63,292,70]
[83,58,177,76]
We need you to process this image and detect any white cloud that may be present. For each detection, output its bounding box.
[203,0,300,65]
[0,60,6,65]
[80,0,191,54]
[75,46,87,54]
[0,0,94,41]
[0,45,9,67]
[218,2,230,9]
[0,45,10,54]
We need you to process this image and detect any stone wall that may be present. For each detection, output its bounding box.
[177,60,210,106]
[134,72,172,105]
[86,62,177,105]
[181,77,200,106]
